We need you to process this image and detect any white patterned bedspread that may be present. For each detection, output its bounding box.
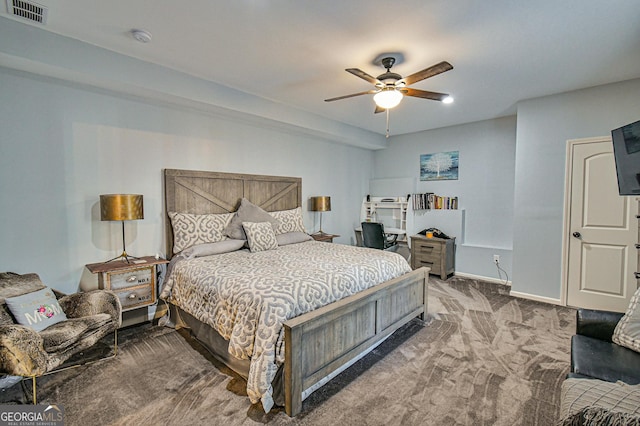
[160,240,412,412]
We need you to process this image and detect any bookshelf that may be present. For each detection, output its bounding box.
[411,193,458,211]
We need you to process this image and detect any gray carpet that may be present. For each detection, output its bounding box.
[1,277,576,425]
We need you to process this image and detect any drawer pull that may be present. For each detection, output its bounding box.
[420,261,434,265]
[126,276,137,283]
[127,293,137,300]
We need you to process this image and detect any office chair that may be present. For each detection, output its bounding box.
[361,222,398,251]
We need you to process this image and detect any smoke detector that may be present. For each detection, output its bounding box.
[131,29,152,43]
[6,0,48,24]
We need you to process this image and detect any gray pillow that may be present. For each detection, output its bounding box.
[276,232,313,246]
[225,198,279,240]
[181,239,246,259]
[5,287,67,331]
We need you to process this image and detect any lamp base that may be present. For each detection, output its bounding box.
[104,251,140,264]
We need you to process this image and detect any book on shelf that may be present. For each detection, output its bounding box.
[411,193,458,210]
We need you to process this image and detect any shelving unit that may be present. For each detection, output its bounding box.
[359,196,409,242]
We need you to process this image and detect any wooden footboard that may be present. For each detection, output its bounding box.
[283,267,429,416]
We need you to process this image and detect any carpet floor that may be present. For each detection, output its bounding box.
[1,276,576,425]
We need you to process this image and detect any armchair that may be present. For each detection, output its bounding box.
[570,308,640,384]
[0,272,121,403]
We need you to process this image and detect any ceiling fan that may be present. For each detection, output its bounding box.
[325,57,454,113]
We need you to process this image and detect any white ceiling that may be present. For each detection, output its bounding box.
[3,0,640,136]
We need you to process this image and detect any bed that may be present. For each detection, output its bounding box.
[161,169,429,416]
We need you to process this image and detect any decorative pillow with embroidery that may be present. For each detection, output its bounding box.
[224,198,279,241]
[5,287,67,332]
[269,207,306,235]
[242,222,279,253]
[169,212,234,254]
[613,286,640,353]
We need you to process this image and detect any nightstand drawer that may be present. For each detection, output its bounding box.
[115,285,153,311]
[415,257,441,271]
[414,241,442,257]
[107,267,152,290]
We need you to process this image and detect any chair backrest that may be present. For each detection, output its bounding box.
[361,222,386,250]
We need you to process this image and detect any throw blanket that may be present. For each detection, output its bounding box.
[160,241,411,412]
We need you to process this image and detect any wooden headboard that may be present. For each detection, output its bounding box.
[164,169,302,257]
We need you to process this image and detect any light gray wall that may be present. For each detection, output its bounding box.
[375,116,517,280]
[0,68,374,294]
[512,78,640,300]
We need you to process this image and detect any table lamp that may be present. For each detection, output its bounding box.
[100,194,144,263]
[310,196,331,235]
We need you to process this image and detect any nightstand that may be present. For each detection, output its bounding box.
[85,256,169,313]
[311,233,339,243]
[410,235,456,280]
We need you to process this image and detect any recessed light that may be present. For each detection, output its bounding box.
[131,29,152,43]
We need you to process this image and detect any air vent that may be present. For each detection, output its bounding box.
[6,0,48,24]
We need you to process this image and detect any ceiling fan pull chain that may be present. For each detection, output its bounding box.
[386,109,391,138]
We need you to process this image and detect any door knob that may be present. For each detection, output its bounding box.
[572,232,582,239]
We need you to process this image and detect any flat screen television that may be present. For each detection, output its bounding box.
[611,119,640,195]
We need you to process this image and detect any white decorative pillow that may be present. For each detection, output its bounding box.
[168,212,234,254]
[242,222,278,253]
[5,287,67,332]
[270,207,306,235]
[613,286,640,352]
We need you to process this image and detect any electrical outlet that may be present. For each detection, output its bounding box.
[493,255,500,264]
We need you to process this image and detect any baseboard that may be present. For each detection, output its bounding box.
[454,271,511,286]
[454,272,564,306]
[509,290,563,306]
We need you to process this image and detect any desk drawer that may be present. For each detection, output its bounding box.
[107,267,153,290]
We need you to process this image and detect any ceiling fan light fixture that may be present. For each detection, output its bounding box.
[373,89,403,109]
[442,96,454,104]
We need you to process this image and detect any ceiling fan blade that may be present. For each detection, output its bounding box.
[324,89,378,102]
[374,105,386,114]
[399,61,453,86]
[400,88,449,101]
[346,68,382,86]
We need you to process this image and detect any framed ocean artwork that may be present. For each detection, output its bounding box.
[420,151,459,181]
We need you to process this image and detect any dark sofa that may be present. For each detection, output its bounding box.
[570,308,640,384]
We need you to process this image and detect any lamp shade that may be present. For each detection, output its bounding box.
[310,196,331,212]
[100,194,144,221]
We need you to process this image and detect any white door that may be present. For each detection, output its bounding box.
[565,137,638,312]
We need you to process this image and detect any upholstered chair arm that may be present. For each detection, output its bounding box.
[0,324,47,376]
[58,290,122,328]
[576,308,624,342]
